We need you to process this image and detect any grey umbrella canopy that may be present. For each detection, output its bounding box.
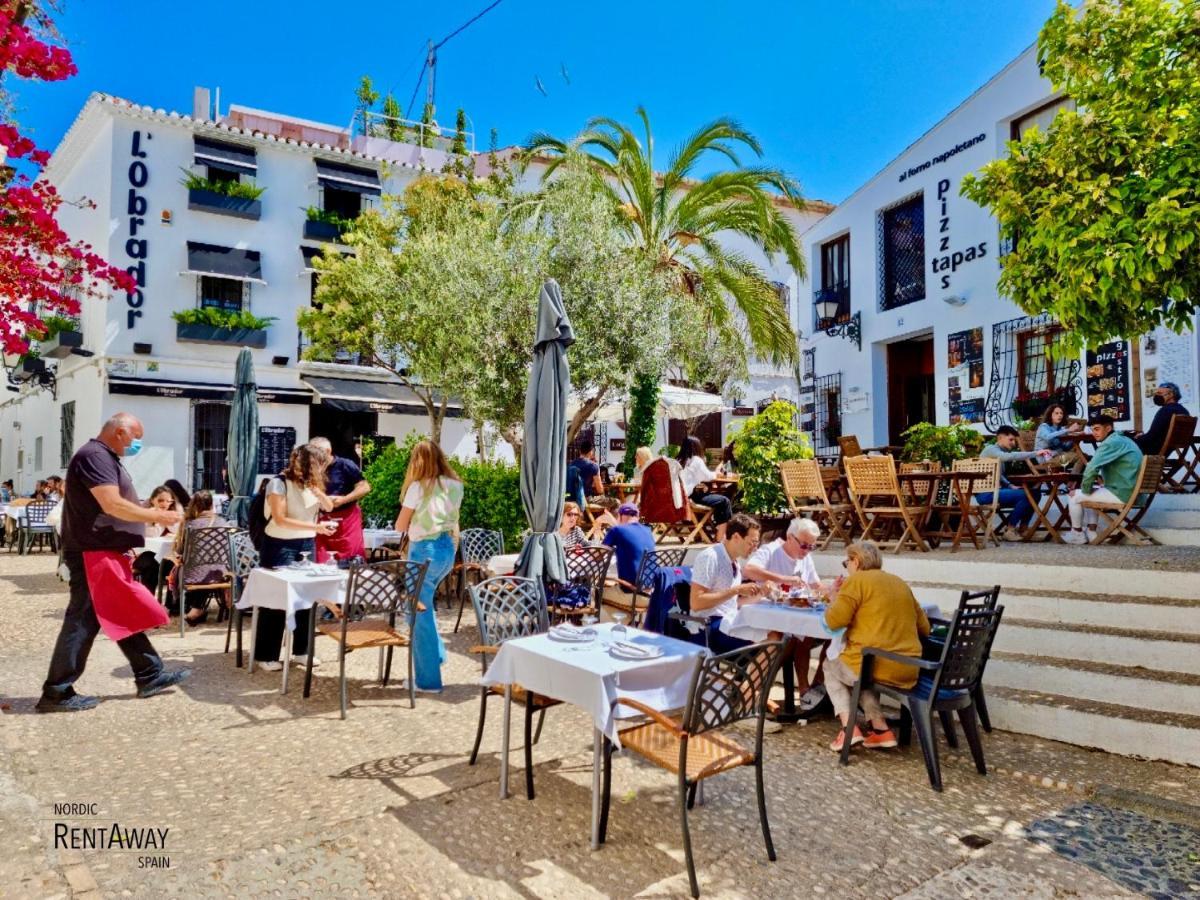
[225,347,259,527]
[514,279,575,585]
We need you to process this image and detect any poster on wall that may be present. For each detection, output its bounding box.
[947,327,985,423]
[258,426,297,475]
[1086,341,1130,421]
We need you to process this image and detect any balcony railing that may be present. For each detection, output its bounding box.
[813,282,851,330]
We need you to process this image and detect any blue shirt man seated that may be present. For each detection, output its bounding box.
[601,503,657,611]
[979,425,1053,541]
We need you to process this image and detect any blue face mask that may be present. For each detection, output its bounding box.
[124,438,143,458]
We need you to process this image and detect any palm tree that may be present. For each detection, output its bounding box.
[526,108,807,364]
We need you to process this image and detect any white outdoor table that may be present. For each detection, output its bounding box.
[143,535,175,562]
[482,624,706,850]
[725,601,942,658]
[238,566,347,694]
[362,529,405,550]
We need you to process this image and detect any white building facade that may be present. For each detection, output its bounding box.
[798,45,1199,457]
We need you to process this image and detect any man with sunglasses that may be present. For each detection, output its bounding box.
[743,518,830,715]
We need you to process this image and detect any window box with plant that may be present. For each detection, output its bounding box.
[173,308,276,348]
[303,206,355,242]
[34,314,83,359]
[182,169,265,220]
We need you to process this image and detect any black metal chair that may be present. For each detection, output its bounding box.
[602,546,688,626]
[453,528,504,633]
[467,576,559,800]
[601,640,788,899]
[18,500,57,554]
[548,545,614,623]
[838,606,1005,792]
[171,525,237,637]
[303,558,428,719]
[928,585,1001,733]
[224,531,259,668]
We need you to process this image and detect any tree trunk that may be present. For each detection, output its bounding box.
[566,387,609,444]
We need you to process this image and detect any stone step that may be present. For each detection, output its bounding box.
[1142,507,1200,529]
[994,618,1200,676]
[986,685,1200,768]
[1145,526,1200,547]
[910,584,1199,634]
[987,651,1200,717]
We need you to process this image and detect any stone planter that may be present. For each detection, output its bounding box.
[176,322,268,348]
[39,329,83,359]
[188,187,262,220]
[303,218,344,242]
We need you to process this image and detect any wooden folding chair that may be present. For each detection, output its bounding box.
[951,458,1004,547]
[837,434,900,460]
[843,455,929,553]
[778,458,854,548]
[1082,455,1165,545]
[1156,415,1198,493]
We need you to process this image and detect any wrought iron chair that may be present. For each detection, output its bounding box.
[17,500,57,554]
[224,530,259,668]
[602,546,688,627]
[843,455,930,553]
[779,458,854,548]
[453,528,504,633]
[548,545,613,623]
[601,640,789,899]
[1082,455,1165,545]
[467,576,560,800]
[303,558,428,719]
[927,585,1001,733]
[838,606,1004,792]
[170,525,237,637]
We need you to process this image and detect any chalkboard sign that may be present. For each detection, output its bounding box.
[258,426,296,475]
[1085,341,1130,421]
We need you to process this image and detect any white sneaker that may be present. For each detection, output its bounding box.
[1002,529,1024,542]
[293,655,321,668]
[1062,530,1087,545]
[259,660,283,672]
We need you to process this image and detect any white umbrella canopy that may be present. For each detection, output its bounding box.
[568,383,726,425]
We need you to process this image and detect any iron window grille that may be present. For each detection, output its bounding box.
[812,373,842,456]
[198,276,246,313]
[192,400,231,492]
[878,193,925,311]
[984,313,1081,430]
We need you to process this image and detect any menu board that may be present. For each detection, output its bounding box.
[1085,341,1130,421]
[947,327,985,424]
[258,426,296,476]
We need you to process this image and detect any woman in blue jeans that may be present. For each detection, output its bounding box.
[393,440,463,692]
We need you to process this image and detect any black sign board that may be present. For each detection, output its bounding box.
[609,438,626,452]
[1085,340,1130,421]
[258,426,296,476]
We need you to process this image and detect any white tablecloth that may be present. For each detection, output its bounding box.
[144,535,176,562]
[362,529,405,550]
[482,624,705,744]
[238,567,347,634]
[725,601,942,659]
[3,505,28,523]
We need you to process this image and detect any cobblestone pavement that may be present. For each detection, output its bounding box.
[2,553,1198,899]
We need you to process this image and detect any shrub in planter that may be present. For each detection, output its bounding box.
[732,401,812,516]
[899,422,985,467]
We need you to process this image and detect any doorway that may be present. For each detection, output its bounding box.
[887,336,935,446]
[308,404,378,460]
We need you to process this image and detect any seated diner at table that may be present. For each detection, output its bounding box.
[979,426,1053,541]
[688,513,765,652]
[601,502,657,607]
[1132,381,1189,455]
[170,490,233,626]
[823,541,931,752]
[629,446,654,487]
[742,517,830,714]
[678,436,732,540]
[1035,403,1085,471]
[568,440,618,512]
[559,501,591,551]
[253,445,336,672]
[132,484,179,593]
[1064,414,1145,544]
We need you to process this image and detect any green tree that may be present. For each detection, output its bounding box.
[960,0,1200,347]
[419,101,436,148]
[731,401,811,515]
[354,75,379,137]
[621,374,659,478]
[380,92,407,143]
[526,108,808,365]
[452,108,468,155]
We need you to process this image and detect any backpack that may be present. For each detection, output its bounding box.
[246,477,275,550]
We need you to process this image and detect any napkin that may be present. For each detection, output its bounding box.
[549,624,596,641]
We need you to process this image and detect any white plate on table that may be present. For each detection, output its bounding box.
[609,640,664,660]
[548,625,597,643]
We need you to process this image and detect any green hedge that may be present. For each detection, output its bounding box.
[360,437,526,552]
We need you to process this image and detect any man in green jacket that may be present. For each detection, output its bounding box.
[1064,414,1144,544]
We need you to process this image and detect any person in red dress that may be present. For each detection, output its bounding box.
[308,436,371,563]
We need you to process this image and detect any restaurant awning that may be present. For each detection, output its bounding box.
[107,375,311,405]
[302,375,461,417]
[315,159,381,196]
[193,136,257,176]
[183,241,265,284]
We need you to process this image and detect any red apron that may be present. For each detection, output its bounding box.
[83,550,169,641]
[315,504,366,562]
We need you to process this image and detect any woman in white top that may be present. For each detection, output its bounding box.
[677,436,732,539]
[132,485,179,594]
[254,445,335,670]
[394,440,462,692]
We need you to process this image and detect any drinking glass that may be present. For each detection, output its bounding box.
[611,611,628,641]
[298,551,311,569]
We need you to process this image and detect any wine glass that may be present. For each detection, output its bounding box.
[298,550,311,569]
[611,611,629,641]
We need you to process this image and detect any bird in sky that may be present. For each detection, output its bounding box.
[560,63,571,85]
[534,75,548,96]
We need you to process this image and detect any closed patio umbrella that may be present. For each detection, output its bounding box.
[514,279,574,585]
[225,348,259,527]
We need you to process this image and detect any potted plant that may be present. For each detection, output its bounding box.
[303,206,355,242]
[899,422,985,468]
[172,308,276,348]
[731,400,813,533]
[182,170,265,220]
[34,314,83,359]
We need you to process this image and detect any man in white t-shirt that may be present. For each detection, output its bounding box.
[743,517,829,714]
[689,513,766,653]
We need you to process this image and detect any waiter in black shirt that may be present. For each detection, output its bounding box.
[37,413,192,713]
[308,436,371,562]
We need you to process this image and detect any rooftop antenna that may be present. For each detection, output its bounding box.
[407,0,504,119]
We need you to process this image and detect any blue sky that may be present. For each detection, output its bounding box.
[18,0,1057,203]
